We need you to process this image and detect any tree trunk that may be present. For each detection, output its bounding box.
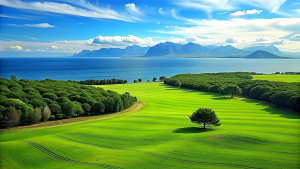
[231,93,233,98]
[203,123,206,129]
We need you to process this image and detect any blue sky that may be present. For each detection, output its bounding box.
[0,0,300,56]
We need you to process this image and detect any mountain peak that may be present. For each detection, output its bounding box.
[246,50,281,59]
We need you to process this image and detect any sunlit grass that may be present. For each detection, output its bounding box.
[0,82,299,169]
[252,74,300,82]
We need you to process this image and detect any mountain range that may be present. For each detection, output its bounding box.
[73,42,286,58]
[73,45,150,57]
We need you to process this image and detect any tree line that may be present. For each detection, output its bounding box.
[0,77,137,128]
[76,78,128,85]
[164,72,300,113]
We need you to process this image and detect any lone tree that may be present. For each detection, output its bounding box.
[152,77,157,82]
[223,85,242,98]
[189,108,220,129]
[138,78,142,83]
[159,76,166,82]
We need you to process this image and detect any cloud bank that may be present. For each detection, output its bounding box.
[229,9,263,17]
[0,0,142,22]
[87,35,156,47]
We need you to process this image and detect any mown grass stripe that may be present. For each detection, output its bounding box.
[1,146,33,167]
[59,135,261,169]
[24,141,122,169]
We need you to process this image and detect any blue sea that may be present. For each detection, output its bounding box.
[1,57,300,82]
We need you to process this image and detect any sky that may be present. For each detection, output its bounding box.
[0,0,300,57]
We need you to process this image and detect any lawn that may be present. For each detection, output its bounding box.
[0,82,299,169]
[252,74,300,82]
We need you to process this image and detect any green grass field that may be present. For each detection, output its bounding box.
[252,74,300,82]
[1,83,299,169]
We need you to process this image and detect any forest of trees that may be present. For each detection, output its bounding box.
[0,78,137,128]
[164,72,300,113]
[76,78,128,85]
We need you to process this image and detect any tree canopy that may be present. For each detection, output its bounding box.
[222,85,242,98]
[189,108,220,129]
[164,72,300,113]
[0,78,137,128]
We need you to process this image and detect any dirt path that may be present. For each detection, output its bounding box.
[1,101,146,131]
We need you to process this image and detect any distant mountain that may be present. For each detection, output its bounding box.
[74,42,288,58]
[181,42,211,55]
[245,50,281,59]
[144,42,182,57]
[214,45,249,56]
[243,45,282,55]
[145,42,250,57]
[73,45,149,57]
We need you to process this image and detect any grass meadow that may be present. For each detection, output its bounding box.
[252,74,300,82]
[0,83,299,169]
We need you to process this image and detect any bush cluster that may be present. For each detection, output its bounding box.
[164,72,300,113]
[0,78,137,128]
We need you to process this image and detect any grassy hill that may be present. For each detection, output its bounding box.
[252,74,300,82]
[0,82,299,169]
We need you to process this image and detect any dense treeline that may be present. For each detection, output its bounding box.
[164,72,300,113]
[76,78,128,85]
[0,78,137,128]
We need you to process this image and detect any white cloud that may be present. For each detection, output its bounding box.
[9,45,23,51]
[25,49,31,52]
[174,0,286,13]
[295,9,300,13]
[157,17,300,51]
[0,0,139,22]
[87,35,156,47]
[290,34,300,41]
[175,0,234,12]
[256,37,270,42]
[13,23,55,28]
[186,36,225,46]
[168,37,187,44]
[226,38,238,43]
[159,8,167,15]
[229,9,263,17]
[51,45,59,50]
[125,3,143,16]
[217,12,229,15]
[158,18,300,40]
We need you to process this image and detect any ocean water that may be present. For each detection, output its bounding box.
[1,57,300,82]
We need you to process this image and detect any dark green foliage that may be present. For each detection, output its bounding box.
[76,78,127,85]
[11,75,17,81]
[0,78,137,128]
[152,77,157,82]
[134,80,138,83]
[82,103,91,114]
[222,85,242,98]
[49,115,55,121]
[56,114,64,119]
[28,107,42,124]
[48,103,62,115]
[174,80,181,87]
[2,107,20,127]
[249,86,271,100]
[189,108,220,129]
[42,93,58,101]
[159,76,166,82]
[164,72,300,113]
[138,79,142,83]
[92,102,105,114]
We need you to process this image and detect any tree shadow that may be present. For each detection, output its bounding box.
[211,96,231,100]
[240,99,300,119]
[173,127,214,134]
